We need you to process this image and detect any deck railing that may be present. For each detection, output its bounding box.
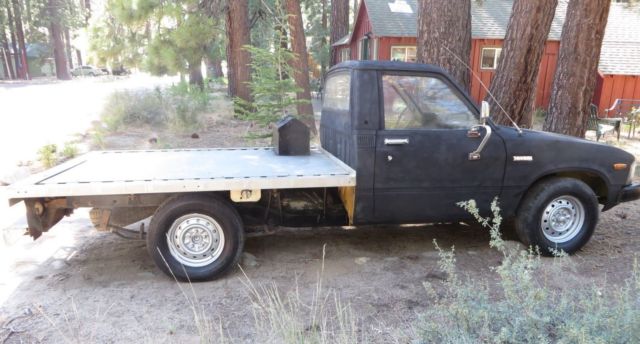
[604,98,640,117]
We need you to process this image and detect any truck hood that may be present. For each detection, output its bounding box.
[497,125,636,186]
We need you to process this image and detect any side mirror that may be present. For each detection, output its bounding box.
[480,101,490,124]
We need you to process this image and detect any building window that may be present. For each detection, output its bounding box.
[340,48,351,62]
[390,46,417,63]
[359,38,370,60]
[481,47,502,70]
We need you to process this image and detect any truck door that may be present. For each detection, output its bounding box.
[373,73,506,223]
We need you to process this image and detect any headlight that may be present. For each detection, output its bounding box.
[629,161,637,183]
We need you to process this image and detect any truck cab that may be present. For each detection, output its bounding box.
[321,61,506,225]
[321,60,638,251]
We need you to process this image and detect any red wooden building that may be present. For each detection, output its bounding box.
[333,0,640,116]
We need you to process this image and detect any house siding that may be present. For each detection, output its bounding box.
[334,2,639,115]
[595,74,640,115]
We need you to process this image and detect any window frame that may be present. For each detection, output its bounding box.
[340,48,351,62]
[378,71,479,131]
[390,45,417,63]
[480,47,502,70]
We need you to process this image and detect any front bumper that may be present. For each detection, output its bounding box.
[620,183,640,203]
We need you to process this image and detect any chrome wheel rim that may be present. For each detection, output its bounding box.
[540,196,585,243]
[167,214,225,267]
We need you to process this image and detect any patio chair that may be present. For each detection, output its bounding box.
[587,104,622,141]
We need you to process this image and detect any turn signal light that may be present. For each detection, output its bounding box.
[613,163,628,171]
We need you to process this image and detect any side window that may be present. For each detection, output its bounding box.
[382,75,476,130]
[323,73,351,111]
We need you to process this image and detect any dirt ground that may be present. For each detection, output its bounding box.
[1,95,640,343]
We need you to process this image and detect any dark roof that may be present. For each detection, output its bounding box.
[599,3,640,75]
[356,0,640,75]
[361,0,567,39]
[333,34,352,47]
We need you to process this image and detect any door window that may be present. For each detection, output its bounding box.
[382,75,476,130]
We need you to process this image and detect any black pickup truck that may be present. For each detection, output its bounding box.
[6,61,640,281]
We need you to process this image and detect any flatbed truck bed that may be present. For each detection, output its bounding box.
[6,147,356,203]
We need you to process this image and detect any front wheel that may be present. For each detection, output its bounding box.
[147,194,244,281]
[515,177,599,255]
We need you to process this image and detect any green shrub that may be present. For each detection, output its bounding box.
[37,144,58,168]
[166,82,211,132]
[100,83,210,133]
[91,129,106,150]
[101,89,167,131]
[416,198,640,344]
[62,142,79,159]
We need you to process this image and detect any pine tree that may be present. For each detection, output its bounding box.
[416,0,471,91]
[544,0,612,137]
[486,0,558,128]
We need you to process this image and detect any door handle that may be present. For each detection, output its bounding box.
[384,138,410,146]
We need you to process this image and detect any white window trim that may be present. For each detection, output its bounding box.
[340,48,350,62]
[390,45,417,63]
[480,47,502,70]
[373,38,379,60]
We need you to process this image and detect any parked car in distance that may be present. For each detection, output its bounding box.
[70,65,107,77]
[100,67,110,75]
[111,65,130,76]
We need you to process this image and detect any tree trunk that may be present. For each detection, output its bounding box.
[225,0,252,102]
[543,0,611,137]
[6,2,21,79]
[486,0,558,128]
[0,12,15,79]
[11,0,28,79]
[416,0,471,91]
[48,0,71,80]
[205,56,224,78]
[320,0,327,75]
[188,60,204,89]
[213,60,223,78]
[76,49,83,66]
[329,0,349,66]
[83,0,91,23]
[352,0,358,23]
[285,0,317,135]
[64,27,74,69]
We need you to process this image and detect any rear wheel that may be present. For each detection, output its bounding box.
[147,194,244,281]
[515,177,599,255]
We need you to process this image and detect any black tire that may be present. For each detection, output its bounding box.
[515,177,599,255]
[147,194,244,281]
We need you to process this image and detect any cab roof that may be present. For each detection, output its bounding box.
[329,60,449,75]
